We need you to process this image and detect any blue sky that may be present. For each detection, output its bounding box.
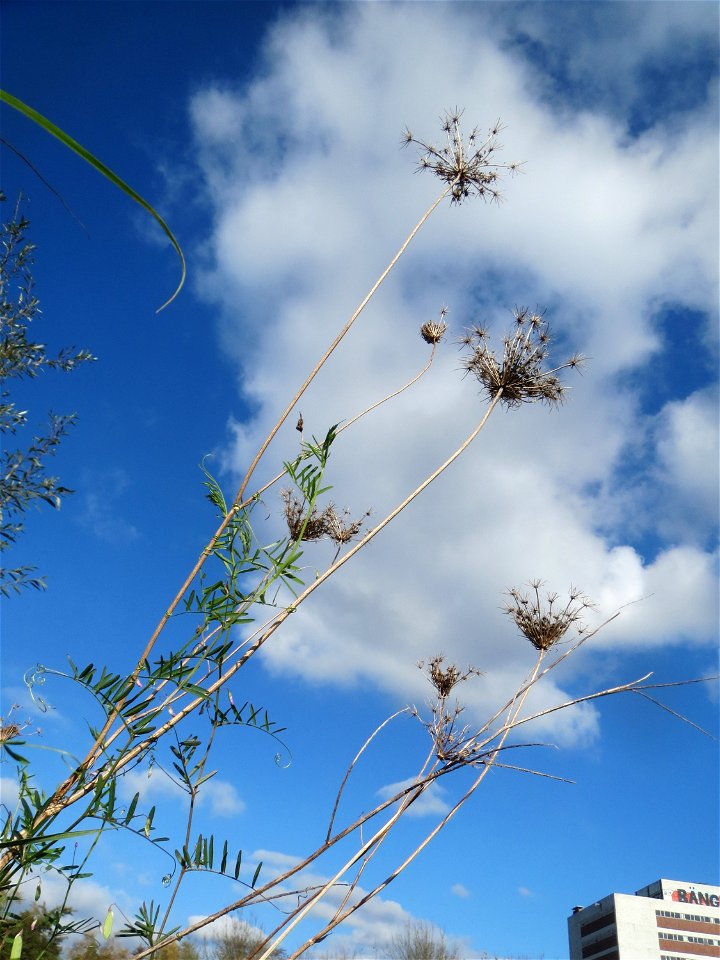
[1,2,718,958]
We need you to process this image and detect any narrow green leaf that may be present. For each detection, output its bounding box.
[124,793,140,824]
[251,861,262,888]
[0,89,185,311]
[182,683,209,699]
[234,849,242,880]
[10,932,22,960]
[0,827,98,846]
[220,839,228,875]
[1,743,27,763]
[102,909,114,940]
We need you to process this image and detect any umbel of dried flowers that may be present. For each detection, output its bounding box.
[281,489,369,547]
[460,308,584,408]
[505,581,594,651]
[403,109,522,204]
[420,306,449,345]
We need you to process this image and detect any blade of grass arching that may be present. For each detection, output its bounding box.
[0,90,185,312]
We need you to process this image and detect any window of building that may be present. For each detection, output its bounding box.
[580,912,616,937]
[581,933,618,958]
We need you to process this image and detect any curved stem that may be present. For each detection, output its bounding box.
[234,185,452,506]
[69,188,452,790]
[337,343,437,437]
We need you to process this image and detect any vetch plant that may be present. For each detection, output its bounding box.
[0,110,714,960]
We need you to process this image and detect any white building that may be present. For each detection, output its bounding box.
[568,878,720,960]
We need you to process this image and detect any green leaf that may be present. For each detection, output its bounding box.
[220,839,228,875]
[1,742,28,763]
[10,932,22,960]
[234,849,242,880]
[102,909,114,940]
[0,90,185,312]
[251,861,262,888]
[124,792,140,824]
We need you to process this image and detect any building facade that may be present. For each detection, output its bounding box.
[568,879,720,960]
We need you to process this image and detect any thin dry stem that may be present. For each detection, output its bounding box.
[234,184,453,507]
[41,183,456,820]
[326,708,411,842]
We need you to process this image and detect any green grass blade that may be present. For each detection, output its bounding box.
[0,89,185,312]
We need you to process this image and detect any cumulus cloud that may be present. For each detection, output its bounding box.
[653,387,720,539]
[119,767,245,818]
[451,882,471,899]
[376,778,450,818]
[186,3,718,746]
[0,776,19,810]
[231,847,461,954]
[80,468,140,544]
[187,913,268,944]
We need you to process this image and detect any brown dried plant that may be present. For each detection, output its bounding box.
[420,307,449,345]
[505,581,594,651]
[3,109,713,960]
[403,109,522,203]
[460,308,584,408]
[281,489,370,547]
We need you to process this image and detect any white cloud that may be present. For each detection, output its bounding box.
[451,882,471,899]
[187,913,267,944]
[237,848,463,955]
[25,870,128,934]
[655,387,720,528]
[80,468,140,544]
[186,3,718,747]
[0,776,19,810]
[376,778,450,819]
[118,767,244,818]
[200,778,246,817]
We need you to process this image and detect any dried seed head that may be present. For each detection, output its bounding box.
[281,489,328,542]
[403,110,523,204]
[416,656,483,762]
[459,308,585,408]
[419,655,482,698]
[323,504,371,545]
[281,491,369,546]
[420,306,449,344]
[0,723,21,742]
[504,582,594,651]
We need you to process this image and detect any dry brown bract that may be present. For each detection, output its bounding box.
[403,109,522,203]
[460,307,584,408]
[505,581,594,651]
